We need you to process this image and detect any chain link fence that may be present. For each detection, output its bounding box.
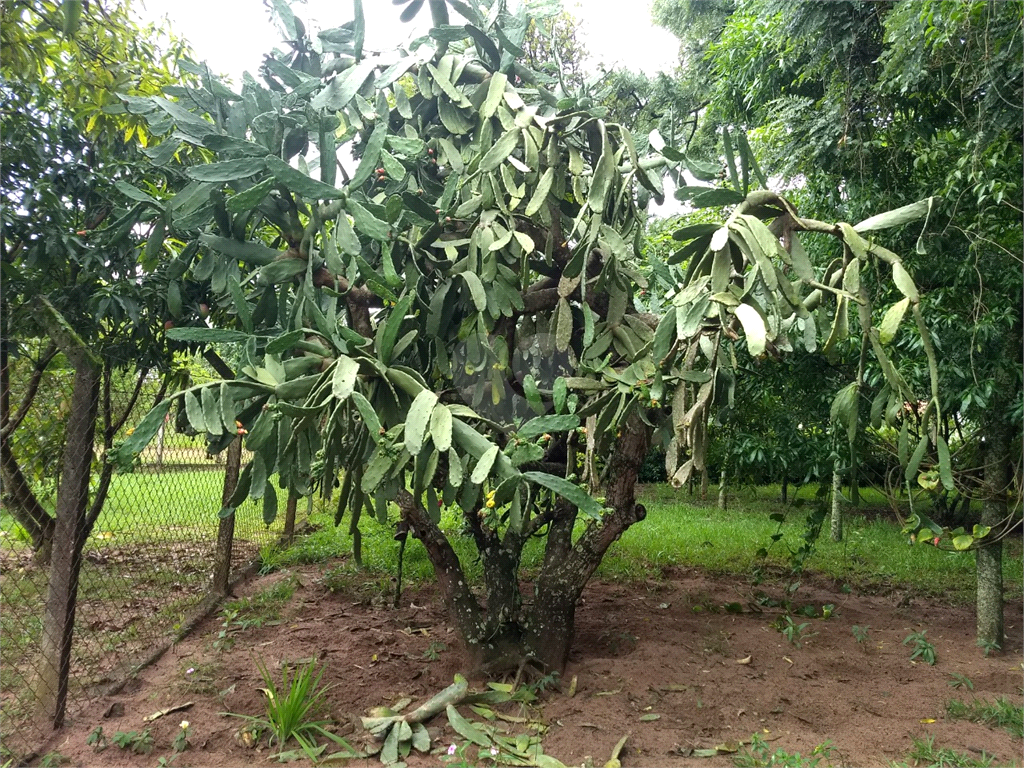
[0,347,303,761]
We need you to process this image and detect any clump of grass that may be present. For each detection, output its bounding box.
[894,735,995,767]
[224,577,296,622]
[946,696,1023,738]
[224,658,351,760]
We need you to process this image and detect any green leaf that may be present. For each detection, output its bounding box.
[258,258,307,286]
[853,198,932,233]
[891,262,919,302]
[405,390,438,455]
[378,292,414,365]
[332,355,360,401]
[733,304,766,357]
[352,391,381,441]
[166,281,182,318]
[673,223,721,241]
[878,297,910,345]
[199,234,279,265]
[692,188,745,207]
[347,199,391,242]
[202,386,222,435]
[265,155,344,199]
[220,382,237,429]
[411,722,431,753]
[480,71,508,119]
[430,403,453,452]
[445,705,491,748]
[906,433,930,483]
[61,0,82,35]
[555,297,573,352]
[461,272,487,312]
[187,157,267,183]
[351,121,388,189]
[111,399,173,463]
[524,167,554,217]
[184,390,206,433]
[114,180,161,207]
[335,212,362,256]
[479,129,519,173]
[517,414,579,440]
[471,445,499,485]
[262,484,278,525]
[165,327,250,344]
[227,177,274,213]
[588,141,614,212]
[652,307,677,366]
[936,435,954,492]
[311,58,376,111]
[522,471,604,518]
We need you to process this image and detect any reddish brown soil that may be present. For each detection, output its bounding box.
[41,564,1023,767]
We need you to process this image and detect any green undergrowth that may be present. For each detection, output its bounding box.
[892,735,1005,767]
[946,696,1024,738]
[264,483,1021,605]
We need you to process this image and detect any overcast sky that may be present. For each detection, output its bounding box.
[134,0,680,85]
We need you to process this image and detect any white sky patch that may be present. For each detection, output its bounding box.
[135,0,678,84]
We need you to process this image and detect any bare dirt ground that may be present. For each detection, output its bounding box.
[42,563,1023,767]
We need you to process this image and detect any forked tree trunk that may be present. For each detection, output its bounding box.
[397,415,650,673]
[35,361,99,725]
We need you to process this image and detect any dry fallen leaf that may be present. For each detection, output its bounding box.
[736,655,752,664]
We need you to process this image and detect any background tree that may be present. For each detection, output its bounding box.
[116,0,939,674]
[654,0,1022,649]
[1,0,203,720]
[0,0,198,559]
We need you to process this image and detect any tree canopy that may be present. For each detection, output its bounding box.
[113,0,940,672]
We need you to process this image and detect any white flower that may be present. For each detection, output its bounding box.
[447,744,457,756]
[179,720,190,730]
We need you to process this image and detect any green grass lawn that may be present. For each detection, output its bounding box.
[268,482,1023,605]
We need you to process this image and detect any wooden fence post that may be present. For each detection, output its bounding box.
[212,436,242,596]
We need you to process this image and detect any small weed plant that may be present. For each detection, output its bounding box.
[422,641,447,661]
[86,726,107,752]
[733,734,835,767]
[976,637,1001,657]
[777,616,816,648]
[172,720,191,753]
[903,631,937,665]
[111,728,154,755]
[37,753,69,768]
[224,657,339,759]
[852,625,871,646]
[947,673,974,691]
[946,696,1024,738]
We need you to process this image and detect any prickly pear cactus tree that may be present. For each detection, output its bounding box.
[115,0,939,672]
